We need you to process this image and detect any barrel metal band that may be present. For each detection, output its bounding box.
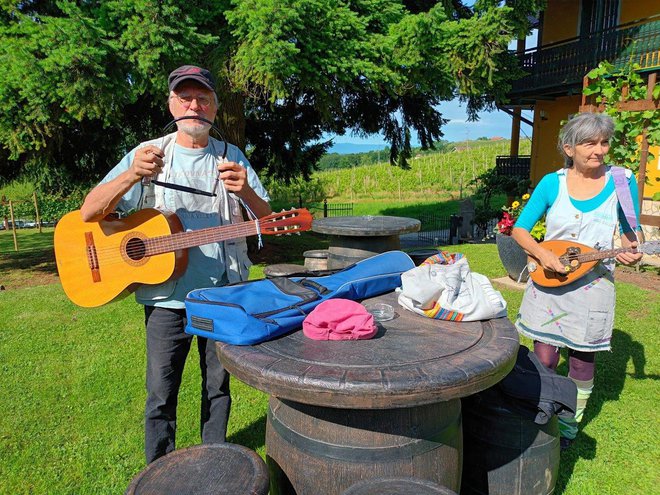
[268,409,458,462]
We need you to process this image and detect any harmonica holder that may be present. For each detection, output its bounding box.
[141,116,228,187]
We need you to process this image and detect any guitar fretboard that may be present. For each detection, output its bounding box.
[144,221,258,256]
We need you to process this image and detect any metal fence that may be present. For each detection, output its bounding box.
[323,200,353,217]
[298,199,354,217]
[495,155,531,178]
[417,213,451,244]
[510,17,660,95]
[472,218,499,242]
[416,213,467,245]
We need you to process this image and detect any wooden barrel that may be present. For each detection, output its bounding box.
[407,248,440,266]
[461,387,560,495]
[266,397,463,495]
[125,443,269,495]
[326,242,397,269]
[303,249,329,271]
[342,477,458,494]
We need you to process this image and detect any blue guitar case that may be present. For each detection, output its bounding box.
[185,250,415,345]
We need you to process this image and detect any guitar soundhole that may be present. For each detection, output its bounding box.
[125,237,147,261]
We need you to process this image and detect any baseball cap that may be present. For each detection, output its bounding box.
[168,65,216,92]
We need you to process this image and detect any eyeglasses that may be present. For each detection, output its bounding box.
[174,93,214,109]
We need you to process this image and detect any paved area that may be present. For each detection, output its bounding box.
[491,276,527,291]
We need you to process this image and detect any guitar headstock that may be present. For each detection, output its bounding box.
[640,240,660,256]
[259,208,313,235]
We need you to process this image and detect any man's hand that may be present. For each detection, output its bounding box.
[130,145,164,182]
[218,161,250,197]
[616,241,643,266]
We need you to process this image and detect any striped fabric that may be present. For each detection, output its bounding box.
[420,251,465,321]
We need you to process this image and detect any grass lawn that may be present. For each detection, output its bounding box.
[0,228,658,494]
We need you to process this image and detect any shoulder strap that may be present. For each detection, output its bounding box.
[610,166,638,231]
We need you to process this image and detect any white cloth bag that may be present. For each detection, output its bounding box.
[397,257,508,321]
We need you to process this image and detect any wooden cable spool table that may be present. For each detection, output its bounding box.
[215,292,519,495]
[311,216,421,269]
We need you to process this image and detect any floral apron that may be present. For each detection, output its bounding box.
[515,168,619,352]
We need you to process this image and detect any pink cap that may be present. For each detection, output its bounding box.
[303,299,377,341]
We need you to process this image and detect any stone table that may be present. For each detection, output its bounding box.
[311,216,421,269]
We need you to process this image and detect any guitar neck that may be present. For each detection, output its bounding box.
[145,221,258,256]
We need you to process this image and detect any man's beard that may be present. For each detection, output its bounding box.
[177,120,211,139]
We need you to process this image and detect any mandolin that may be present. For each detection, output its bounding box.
[527,239,659,287]
[54,208,313,307]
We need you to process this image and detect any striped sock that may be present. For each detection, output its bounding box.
[559,416,578,440]
[572,377,594,424]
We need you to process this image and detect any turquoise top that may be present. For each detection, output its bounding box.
[515,167,640,234]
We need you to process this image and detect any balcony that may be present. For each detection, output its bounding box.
[509,16,660,100]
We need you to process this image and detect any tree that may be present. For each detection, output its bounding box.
[0,1,544,191]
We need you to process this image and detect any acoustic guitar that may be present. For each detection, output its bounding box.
[54,208,313,307]
[527,239,659,288]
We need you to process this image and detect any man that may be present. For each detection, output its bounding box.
[81,65,271,463]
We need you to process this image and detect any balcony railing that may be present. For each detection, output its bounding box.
[495,155,531,178]
[510,17,660,96]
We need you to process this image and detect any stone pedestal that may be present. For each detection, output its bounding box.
[496,234,529,283]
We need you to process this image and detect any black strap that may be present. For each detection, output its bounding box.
[300,279,330,295]
[138,116,228,198]
[150,179,218,197]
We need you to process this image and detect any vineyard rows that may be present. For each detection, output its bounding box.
[268,139,531,203]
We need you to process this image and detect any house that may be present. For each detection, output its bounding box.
[500,0,660,221]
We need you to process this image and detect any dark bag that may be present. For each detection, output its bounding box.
[496,347,577,424]
[185,251,415,345]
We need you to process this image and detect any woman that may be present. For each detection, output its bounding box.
[511,112,642,449]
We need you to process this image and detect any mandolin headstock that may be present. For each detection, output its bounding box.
[640,240,660,256]
[259,208,314,235]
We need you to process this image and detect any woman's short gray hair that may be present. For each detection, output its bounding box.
[558,112,615,167]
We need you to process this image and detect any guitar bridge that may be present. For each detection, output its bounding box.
[85,231,101,283]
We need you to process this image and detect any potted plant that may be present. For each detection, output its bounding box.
[494,194,546,282]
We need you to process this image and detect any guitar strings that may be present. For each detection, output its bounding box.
[82,218,302,267]
[87,222,261,265]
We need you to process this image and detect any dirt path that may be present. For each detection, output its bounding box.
[615,265,659,292]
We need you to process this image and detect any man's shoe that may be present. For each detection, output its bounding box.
[560,437,573,451]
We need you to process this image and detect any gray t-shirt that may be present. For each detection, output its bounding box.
[101,137,269,308]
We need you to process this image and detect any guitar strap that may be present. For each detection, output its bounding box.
[610,166,638,231]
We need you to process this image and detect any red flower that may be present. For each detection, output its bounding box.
[496,211,515,236]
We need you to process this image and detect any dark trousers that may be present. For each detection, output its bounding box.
[144,306,231,464]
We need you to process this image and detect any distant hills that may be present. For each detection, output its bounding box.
[328,137,506,155]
